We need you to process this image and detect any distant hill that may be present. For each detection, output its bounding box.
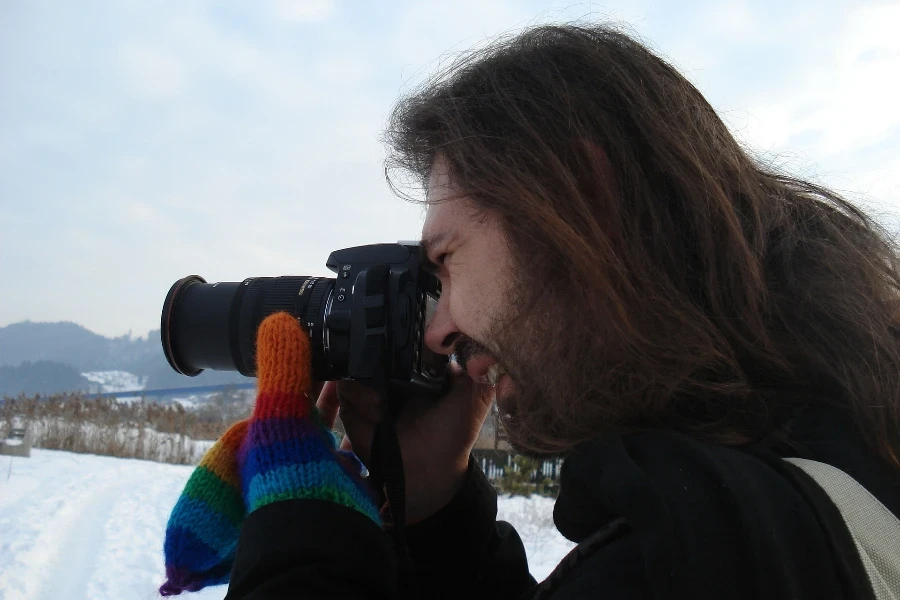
[0,361,91,397]
[0,321,250,397]
[0,321,118,370]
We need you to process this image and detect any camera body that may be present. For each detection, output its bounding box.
[161,242,448,397]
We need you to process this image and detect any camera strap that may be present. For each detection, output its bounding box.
[366,386,419,598]
[359,263,417,596]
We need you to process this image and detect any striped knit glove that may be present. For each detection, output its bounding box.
[159,312,382,596]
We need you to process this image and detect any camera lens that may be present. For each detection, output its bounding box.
[161,275,335,378]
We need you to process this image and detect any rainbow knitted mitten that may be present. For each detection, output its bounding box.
[159,312,382,596]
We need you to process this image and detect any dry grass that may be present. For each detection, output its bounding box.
[0,392,253,464]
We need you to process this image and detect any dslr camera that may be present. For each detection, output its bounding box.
[161,242,448,397]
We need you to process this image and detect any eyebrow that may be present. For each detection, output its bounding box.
[419,231,450,273]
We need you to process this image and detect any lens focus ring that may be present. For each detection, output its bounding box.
[236,277,309,376]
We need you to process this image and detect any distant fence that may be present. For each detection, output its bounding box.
[473,449,564,483]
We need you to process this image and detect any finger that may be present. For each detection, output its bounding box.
[473,382,496,423]
[336,380,383,423]
[315,381,340,429]
[338,405,375,466]
[255,312,312,397]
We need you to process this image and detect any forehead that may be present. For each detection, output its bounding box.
[421,156,468,243]
[422,200,461,243]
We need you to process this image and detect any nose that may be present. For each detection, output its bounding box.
[424,294,459,355]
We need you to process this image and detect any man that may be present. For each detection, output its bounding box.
[226,24,900,598]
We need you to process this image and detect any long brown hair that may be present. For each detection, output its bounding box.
[384,23,900,466]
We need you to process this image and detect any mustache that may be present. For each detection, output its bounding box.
[453,337,494,371]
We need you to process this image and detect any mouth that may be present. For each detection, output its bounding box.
[486,363,516,414]
[461,353,507,386]
[454,344,516,405]
[485,363,508,386]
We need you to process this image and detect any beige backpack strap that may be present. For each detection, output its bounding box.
[784,458,900,600]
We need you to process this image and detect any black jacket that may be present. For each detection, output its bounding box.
[225,406,899,599]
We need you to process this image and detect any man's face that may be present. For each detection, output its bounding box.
[420,157,521,412]
[420,157,598,456]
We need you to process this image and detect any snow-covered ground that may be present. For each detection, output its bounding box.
[0,450,573,600]
[497,494,576,576]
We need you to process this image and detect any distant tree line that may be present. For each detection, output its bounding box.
[0,321,250,397]
[0,361,90,397]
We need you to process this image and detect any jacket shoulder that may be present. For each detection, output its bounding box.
[528,519,648,600]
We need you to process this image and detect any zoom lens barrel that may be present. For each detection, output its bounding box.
[161,275,334,378]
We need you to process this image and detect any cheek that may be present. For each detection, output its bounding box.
[448,272,498,338]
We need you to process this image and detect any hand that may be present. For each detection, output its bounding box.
[161,313,381,596]
[316,363,495,523]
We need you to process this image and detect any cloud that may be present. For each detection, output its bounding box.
[120,199,169,227]
[272,0,335,23]
[629,0,900,213]
[703,0,760,43]
[2,0,899,337]
[118,44,186,99]
[736,3,900,157]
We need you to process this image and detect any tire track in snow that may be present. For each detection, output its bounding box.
[1,454,156,600]
[83,461,226,600]
[36,469,145,600]
[0,451,225,600]
[0,458,120,600]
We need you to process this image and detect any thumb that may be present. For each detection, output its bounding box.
[315,381,340,429]
[253,312,313,420]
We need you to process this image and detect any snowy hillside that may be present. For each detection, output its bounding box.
[0,450,573,600]
[78,370,251,409]
[81,370,147,394]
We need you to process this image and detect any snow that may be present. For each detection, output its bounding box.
[81,371,147,403]
[0,450,573,599]
[498,495,576,580]
[19,420,205,464]
[167,393,217,409]
[77,371,248,408]
[81,371,147,394]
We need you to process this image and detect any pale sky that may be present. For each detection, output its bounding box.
[2,0,899,338]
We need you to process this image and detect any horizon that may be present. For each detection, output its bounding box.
[0,318,158,342]
[3,1,899,338]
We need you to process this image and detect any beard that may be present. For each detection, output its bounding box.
[456,287,608,459]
